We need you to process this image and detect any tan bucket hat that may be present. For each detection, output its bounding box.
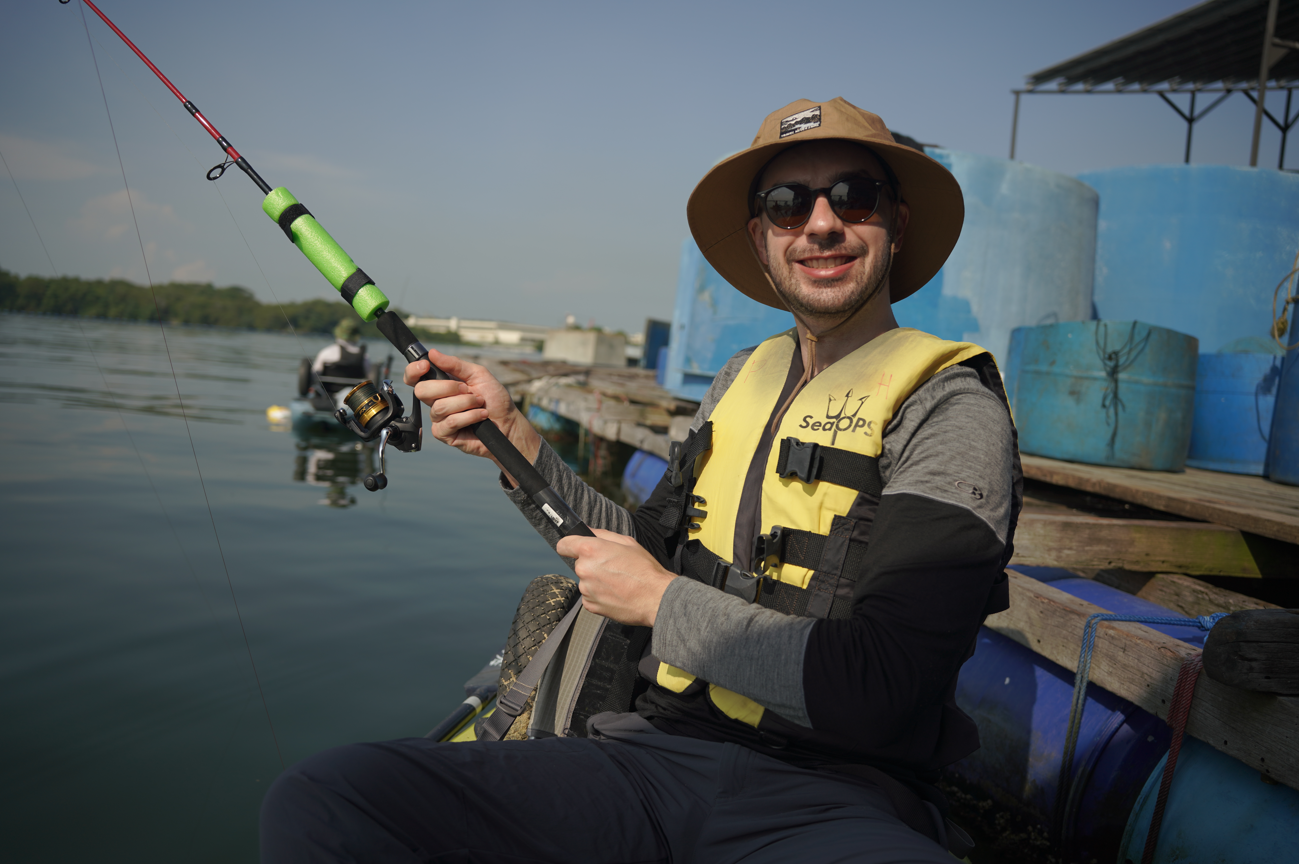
[686,97,964,308]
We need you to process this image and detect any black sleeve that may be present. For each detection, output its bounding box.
[800,492,1005,748]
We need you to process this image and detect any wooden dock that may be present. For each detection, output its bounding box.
[477,356,691,460]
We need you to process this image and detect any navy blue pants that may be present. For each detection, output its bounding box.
[260,713,954,863]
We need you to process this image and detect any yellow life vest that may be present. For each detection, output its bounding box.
[656,327,991,728]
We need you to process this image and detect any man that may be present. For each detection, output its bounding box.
[310,319,372,401]
[261,97,1020,863]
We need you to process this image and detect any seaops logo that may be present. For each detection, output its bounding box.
[797,390,874,445]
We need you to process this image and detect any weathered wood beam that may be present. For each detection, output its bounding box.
[1093,570,1280,618]
[985,572,1299,792]
[1020,454,1299,545]
[1204,609,1299,696]
[1011,512,1274,577]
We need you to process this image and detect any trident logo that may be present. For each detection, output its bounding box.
[825,390,869,445]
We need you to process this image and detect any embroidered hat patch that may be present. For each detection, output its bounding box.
[779,105,822,138]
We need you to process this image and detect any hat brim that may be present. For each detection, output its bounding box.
[686,135,963,309]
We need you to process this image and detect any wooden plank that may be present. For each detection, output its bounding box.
[1021,454,1299,545]
[1092,570,1280,618]
[619,422,671,460]
[986,572,1299,791]
[1011,512,1266,577]
[1203,610,1299,696]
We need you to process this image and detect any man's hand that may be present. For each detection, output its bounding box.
[555,529,676,627]
[403,348,542,484]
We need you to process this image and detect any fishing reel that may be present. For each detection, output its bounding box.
[335,380,422,491]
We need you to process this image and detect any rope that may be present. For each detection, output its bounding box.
[1053,611,1228,844]
[1141,653,1204,864]
[1094,322,1152,458]
[1271,262,1299,352]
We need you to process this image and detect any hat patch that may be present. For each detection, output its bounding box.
[779,106,821,138]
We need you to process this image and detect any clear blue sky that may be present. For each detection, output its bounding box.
[1,0,1288,333]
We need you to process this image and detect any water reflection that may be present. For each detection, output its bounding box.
[290,432,375,508]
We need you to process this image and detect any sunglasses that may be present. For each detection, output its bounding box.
[754,178,890,230]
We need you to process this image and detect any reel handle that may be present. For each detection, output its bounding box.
[376,311,594,539]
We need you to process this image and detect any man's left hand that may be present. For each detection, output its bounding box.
[555,529,676,627]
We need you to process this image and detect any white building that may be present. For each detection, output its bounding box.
[405,316,551,347]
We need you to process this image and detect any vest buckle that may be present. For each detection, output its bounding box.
[777,438,823,484]
[666,441,684,487]
[752,526,787,575]
[710,560,768,603]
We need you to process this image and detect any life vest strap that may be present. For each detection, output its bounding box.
[752,525,870,579]
[659,422,714,535]
[776,437,883,496]
[680,540,859,620]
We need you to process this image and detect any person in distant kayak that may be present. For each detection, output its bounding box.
[263,97,1021,863]
[311,319,372,394]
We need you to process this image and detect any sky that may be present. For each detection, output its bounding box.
[1,0,1292,334]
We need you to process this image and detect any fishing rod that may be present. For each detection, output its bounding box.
[69,0,594,538]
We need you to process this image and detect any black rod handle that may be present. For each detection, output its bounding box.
[375,310,594,539]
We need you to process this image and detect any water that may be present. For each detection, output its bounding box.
[0,314,555,862]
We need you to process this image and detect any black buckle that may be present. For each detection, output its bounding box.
[752,526,786,575]
[667,441,684,487]
[711,559,767,603]
[778,438,823,484]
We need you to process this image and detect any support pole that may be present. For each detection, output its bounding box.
[1282,89,1294,169]
[1251,0,1281,167]
[1010,91,1022,160]
[1185,91,1197,163]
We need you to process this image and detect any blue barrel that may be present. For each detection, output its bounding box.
[1077,165,1299,353]
[662,240,794,401]
[525,404,578,441]
[1003,325,1030,412]
[1268,300,1299,485]
[893,149,1097,367]
[641,319,670,370]
[1187,353,1283,475]
[621,449,667,509]
[954,573,1215,863]
[1015,321,1198,470]
[1119,737,1299,864]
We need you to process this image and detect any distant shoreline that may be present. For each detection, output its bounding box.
[0,268,458,344]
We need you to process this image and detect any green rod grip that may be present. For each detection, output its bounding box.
[262,187,389,322]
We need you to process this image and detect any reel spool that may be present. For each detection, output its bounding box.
[333,379,423,490]
[342,381,395,434]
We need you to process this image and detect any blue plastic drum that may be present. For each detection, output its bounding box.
[1077,165,1299,354]
[892,149,1097,366]
[952,572,1217,863]
[1119,737,1299,864]
[1267,300,1299,485]
[662,240,793,401]
[621,449,668,509]
[1015,321,1198,471]
[1187,353,1282,475]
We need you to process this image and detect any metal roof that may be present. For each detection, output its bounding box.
[1027,0,1299,91]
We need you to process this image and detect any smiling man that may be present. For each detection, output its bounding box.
[262,98,1022,864]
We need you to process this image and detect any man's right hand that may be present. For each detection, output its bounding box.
[403,348,542,486]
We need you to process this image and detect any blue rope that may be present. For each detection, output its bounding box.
[1053,611,1229,837]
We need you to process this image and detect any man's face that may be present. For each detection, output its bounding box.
[746,141,909,321]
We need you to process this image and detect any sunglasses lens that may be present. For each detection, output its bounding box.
[763,185,813,229]
[830,180,881,223]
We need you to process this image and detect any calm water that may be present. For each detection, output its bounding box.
[0,314,555,862]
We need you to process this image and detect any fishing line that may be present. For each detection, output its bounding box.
[0,137,268,749]
[75,0,284,768]
[83,25,343,404]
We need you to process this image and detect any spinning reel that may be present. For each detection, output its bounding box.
[335,380,422,491]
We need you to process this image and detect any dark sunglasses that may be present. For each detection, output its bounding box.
[754,178,890,230]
